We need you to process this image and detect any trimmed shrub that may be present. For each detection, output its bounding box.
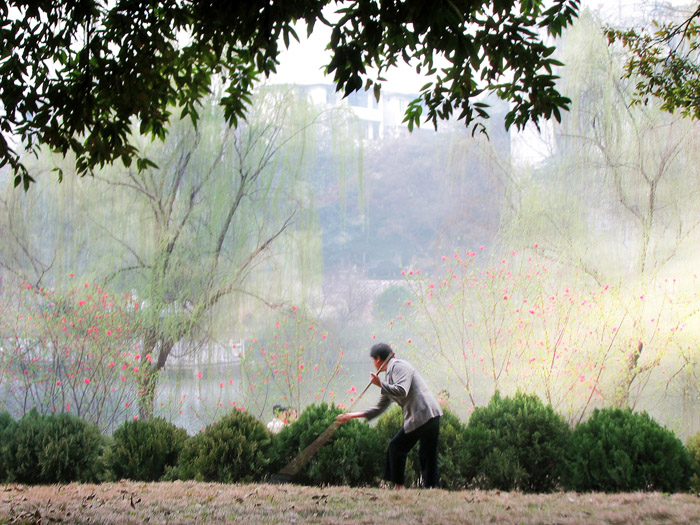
[269,402,383,486]
[105,417,188,481]
[0,411,17,482]
[374,405,419,487]
[437,409,473,490]
[464,391,571,493]
[4,410,106,484]
[564,408,690,493]
[687,431,700,493]
[373,406,470,490]
[175,409,271,483]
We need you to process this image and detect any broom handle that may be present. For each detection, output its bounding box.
[274,351,394,478]
[346,351,394,412]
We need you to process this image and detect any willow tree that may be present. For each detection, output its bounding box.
[0,87,343,419]
[115,88,345,417]
[500,10,700,411]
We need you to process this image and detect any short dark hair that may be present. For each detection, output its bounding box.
[369,342,393,361]
[273,404,285,416]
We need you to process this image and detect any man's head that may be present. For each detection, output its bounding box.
[273,404,285,417]
[369,342,394,371]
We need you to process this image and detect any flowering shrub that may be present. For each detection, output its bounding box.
[0,278,144,431]
[563,408,690,492]
[3,409,107,484]
[242,307,347,418]
[105,417,188,481]
[400,249,691,427]
[175,408,271,483]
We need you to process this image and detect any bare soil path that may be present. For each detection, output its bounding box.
[2,481,700,524]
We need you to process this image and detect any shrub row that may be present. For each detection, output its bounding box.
[0,394,694,492]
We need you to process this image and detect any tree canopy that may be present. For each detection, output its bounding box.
[1,0,580,188]
[605,3,700,120]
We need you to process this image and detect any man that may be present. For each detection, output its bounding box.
[336,342,442,489]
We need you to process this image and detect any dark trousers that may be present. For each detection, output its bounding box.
[384,416,440,488]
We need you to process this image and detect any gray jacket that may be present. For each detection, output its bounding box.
[363,357,442,433]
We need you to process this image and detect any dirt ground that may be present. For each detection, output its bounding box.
[2,481,700,524]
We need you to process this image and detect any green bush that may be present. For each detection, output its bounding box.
[373,406,470,490]
[175,409,271,483]
[105,417,188,481]
[564,408,690,493]
[687,431,700,493]
[0,411,17,482]
[437,409,473,490]
[4,410,106,484]
[374,406,419,487]
[269,402,383,486]
[464,391,571,493]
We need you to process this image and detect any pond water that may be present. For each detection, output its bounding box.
[154,360,700,442]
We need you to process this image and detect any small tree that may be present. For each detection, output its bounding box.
[242,307,347,419]
[0,278,144,431]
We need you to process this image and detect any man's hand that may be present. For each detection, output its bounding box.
[370,372,382,388]
[336,412,361,424]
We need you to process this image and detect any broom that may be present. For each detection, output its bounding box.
[269,352,394,484]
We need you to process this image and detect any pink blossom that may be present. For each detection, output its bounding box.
[84,378,91,384]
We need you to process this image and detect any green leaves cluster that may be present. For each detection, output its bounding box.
[0,410,107,484]
[464,391,571,493]
[564,408,691,492]
[269,402,383,486]
[327,0,579,134]
[1,0,580,188]
[605,5,700,119]
[176,409,272,483]
[105,417,189,481]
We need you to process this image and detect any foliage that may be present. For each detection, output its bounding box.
[269,402,382,486]
[2,410,107,484]
[687,431,700,493]
[0,411,16,482]
[0,278,144,431]
[105,418,188,481]
[373,405,418,486]
[175,409,271,483]
[437,409,475,490]
[564,408,690,493]
[1,0,581,188]
[464,391,571,493]
[374,405,472,490]
[605,5,700,120]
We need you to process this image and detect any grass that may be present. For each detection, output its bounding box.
[2,482,700,524]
